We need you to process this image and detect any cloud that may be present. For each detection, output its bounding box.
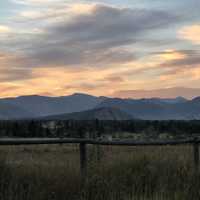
[155,49,187,61]
[101,75,124,83]
[12,0,64,6]
[159,49,200,68]
[1,3,179,70]
[0,2,188,97]
[48,4,177,46]
[150,49,200,87]
[0,52,32,82]
[41,4,178,66]
[178,24,200,44]
[112,87,200,99]
[0,85,21,94]
[0,67,32,82]
[0,25,12,33]
[17,3,94,22]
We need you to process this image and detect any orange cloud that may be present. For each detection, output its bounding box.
[0,66,123,97]
[18,3,96,22]
[0,25,11,33]
[69,3,97,14]
[157,49,186,61]
[0,47,199,98]
[112,87,200,99]
[178,25,200,44]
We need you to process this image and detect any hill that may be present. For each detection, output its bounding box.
[43,107,133,120]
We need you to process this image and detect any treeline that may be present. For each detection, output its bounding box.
[0,120,200,138]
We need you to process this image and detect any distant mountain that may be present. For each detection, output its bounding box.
[191,96,200,104]
[0,93,104,117]
[96,97,200,120]
[0,102,34,120]
[96,98,171,120]
[43,107,133,120]
[133,96,187,105]
[172,97,200,120]
[0,93,200,120]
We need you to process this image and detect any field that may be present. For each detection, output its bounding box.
[0,144,200,200]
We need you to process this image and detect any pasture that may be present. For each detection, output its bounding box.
[0,143,199,200]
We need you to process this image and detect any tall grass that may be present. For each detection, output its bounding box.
[0,144,199,200]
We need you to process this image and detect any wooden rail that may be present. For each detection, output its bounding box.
[0,137,199,177]
[0,137,198,146]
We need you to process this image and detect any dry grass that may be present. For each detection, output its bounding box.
[0,144,199,200]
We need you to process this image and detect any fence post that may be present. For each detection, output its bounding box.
[80,142,87,180]
[95,119,101,162]
[78,127,87,182]
[193,137,199,171]
[96,130,102,162]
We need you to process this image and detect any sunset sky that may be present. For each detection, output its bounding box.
[0,0,200,98]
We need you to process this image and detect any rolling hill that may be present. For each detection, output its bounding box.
[42,107,134,120]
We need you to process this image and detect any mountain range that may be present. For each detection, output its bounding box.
[0,93,200,120]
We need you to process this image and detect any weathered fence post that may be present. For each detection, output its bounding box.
[95,119,102,162]
[80,142,87,179]
[96,130,102,162]
[193,137,199,171]
[78,127,87,182]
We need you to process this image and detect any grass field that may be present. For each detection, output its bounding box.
[0,144,199,200]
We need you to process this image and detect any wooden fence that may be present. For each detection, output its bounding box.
[0,137,199,177]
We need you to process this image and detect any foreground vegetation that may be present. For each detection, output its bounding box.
[0,144,200,200]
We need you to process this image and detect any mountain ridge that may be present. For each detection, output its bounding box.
[0,93,200,120]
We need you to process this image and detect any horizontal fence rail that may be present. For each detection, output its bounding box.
[0,137,199,146]
[0,137,199,178]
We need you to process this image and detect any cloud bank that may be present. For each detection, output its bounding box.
[0,1,200,97]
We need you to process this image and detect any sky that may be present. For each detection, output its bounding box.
[0,0,200,98]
